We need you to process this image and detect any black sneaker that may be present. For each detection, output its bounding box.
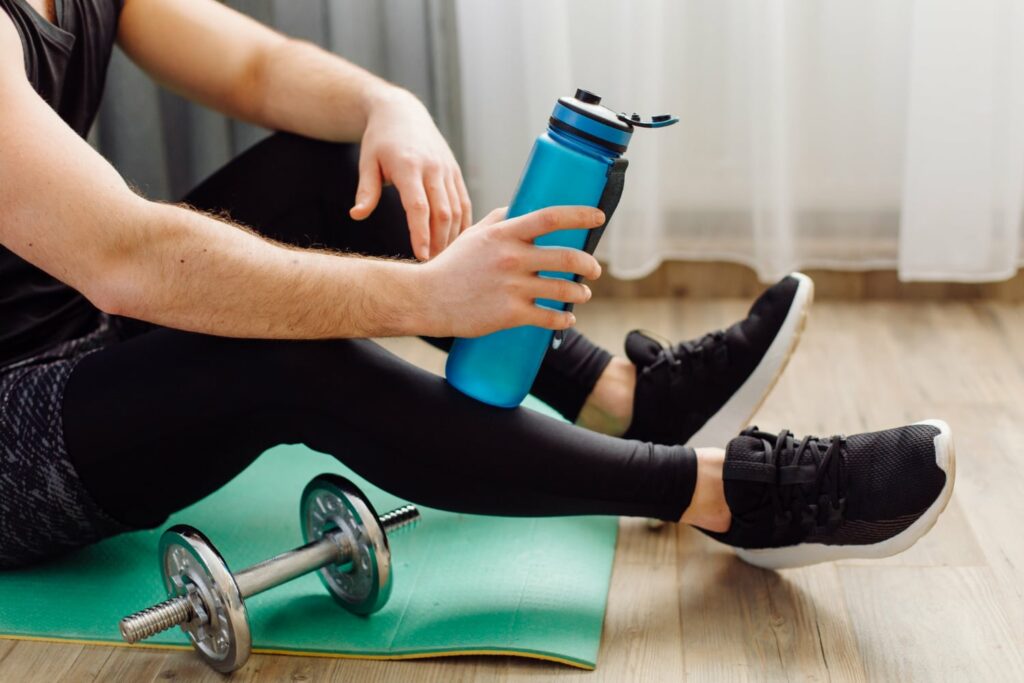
[624,272,813,447]
[702,420,956,569]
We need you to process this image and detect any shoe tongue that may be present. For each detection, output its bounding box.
[720,435,776,520]
[726,434,768,465]
[624,330,664,368]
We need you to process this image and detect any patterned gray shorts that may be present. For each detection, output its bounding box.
[0,317,129,568]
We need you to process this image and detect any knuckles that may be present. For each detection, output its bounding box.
[554,280,575,301]
[494,249,522,272]
[554,280,586,303]
[541,309,566,329]
[559,250,578,272]
[539,210,561,231]
[398,150,423,167]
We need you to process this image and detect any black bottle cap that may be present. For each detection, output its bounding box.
[574,88,602,105]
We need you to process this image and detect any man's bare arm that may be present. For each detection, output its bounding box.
[115,0,382,141]
[116,0,473,260]
[0,13,601,340]
[0,20,424,338]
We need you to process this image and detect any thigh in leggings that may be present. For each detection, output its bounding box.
[62,328,696,528]
[180,132,613,421]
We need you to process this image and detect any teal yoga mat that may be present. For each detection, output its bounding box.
[0,397,618,669]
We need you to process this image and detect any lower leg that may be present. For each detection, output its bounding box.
[63,329,700,527]
[682,448,729,531]
[576,355,635,436]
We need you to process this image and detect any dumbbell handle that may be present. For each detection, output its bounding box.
[234,534,347,599]
[235,504,419,599]
[119,504,418,644]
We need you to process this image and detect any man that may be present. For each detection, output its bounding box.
[0,0,954,571]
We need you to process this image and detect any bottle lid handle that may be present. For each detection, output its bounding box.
[617,112,679,129]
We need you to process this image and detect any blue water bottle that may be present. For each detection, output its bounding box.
[446,88,677,407]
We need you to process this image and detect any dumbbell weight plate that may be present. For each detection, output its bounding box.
[300,474,392,615]
[159,525,251,673]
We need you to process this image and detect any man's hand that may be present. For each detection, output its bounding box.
[415,206,604,338]
[2,6,601,344]
[350,88,473,262]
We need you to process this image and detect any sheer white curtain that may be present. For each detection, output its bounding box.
[455,0,1024,282]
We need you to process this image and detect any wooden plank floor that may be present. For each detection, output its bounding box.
[2,298,1023,681]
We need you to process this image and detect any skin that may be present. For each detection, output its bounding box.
[116,0,469,261]
[1,0,730,530]
[0,2,599,339]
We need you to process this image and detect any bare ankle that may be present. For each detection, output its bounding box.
[679,448,732,532]
[576,356,635,436]
[577,356,630,436]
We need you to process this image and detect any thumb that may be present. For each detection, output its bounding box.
[350,156,383,221]
[477,206,508,228]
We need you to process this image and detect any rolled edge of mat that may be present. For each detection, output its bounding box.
[0,634,598,670]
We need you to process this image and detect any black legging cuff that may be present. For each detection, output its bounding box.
[663,446,699,521]
[528,329,614,422]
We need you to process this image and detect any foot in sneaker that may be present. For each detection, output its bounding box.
[621,272,814,446]
[699,420,956,569]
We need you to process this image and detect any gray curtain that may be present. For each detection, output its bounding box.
[94,0,461,201]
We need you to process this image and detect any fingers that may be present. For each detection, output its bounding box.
[455,171,473,228]
[394,169,432,260]
[526,276,593,305]
[478,207,507,227]
[350,153,383,221]
[423,169,452,258]
[520,304,577,331]
[502,205,605,241]
[444,173,462,246]
[525,246,602,280]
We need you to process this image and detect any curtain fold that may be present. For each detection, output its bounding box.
[899,0,1024,281]
[456,0,1024,282]
[96,0,1024,283]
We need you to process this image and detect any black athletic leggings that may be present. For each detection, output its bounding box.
[63,133,697,529]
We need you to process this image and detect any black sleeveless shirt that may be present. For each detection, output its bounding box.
[0,0,123,367]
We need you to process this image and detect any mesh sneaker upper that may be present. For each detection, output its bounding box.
[704,424,947,550]
[839,424,947,521]
[622,274,801,444]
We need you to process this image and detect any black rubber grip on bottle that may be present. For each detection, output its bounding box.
[582,157,629,258]
[553,157,629,349]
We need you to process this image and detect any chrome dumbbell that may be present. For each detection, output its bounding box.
[118,473,420,673]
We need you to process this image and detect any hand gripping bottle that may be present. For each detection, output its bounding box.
[445,88,678,407]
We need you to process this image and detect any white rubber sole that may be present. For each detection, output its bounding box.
[687,272,815,448]
[735,419,957,570]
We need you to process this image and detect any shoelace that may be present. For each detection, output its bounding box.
[641,329,729,378]
[745,428,848,534]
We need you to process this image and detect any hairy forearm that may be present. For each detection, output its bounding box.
[251,38,411,142]
[0,34,429,342]
[104,201,427,339]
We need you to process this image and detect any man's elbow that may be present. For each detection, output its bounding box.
[80,202,157,320]
[83,269,144,319]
